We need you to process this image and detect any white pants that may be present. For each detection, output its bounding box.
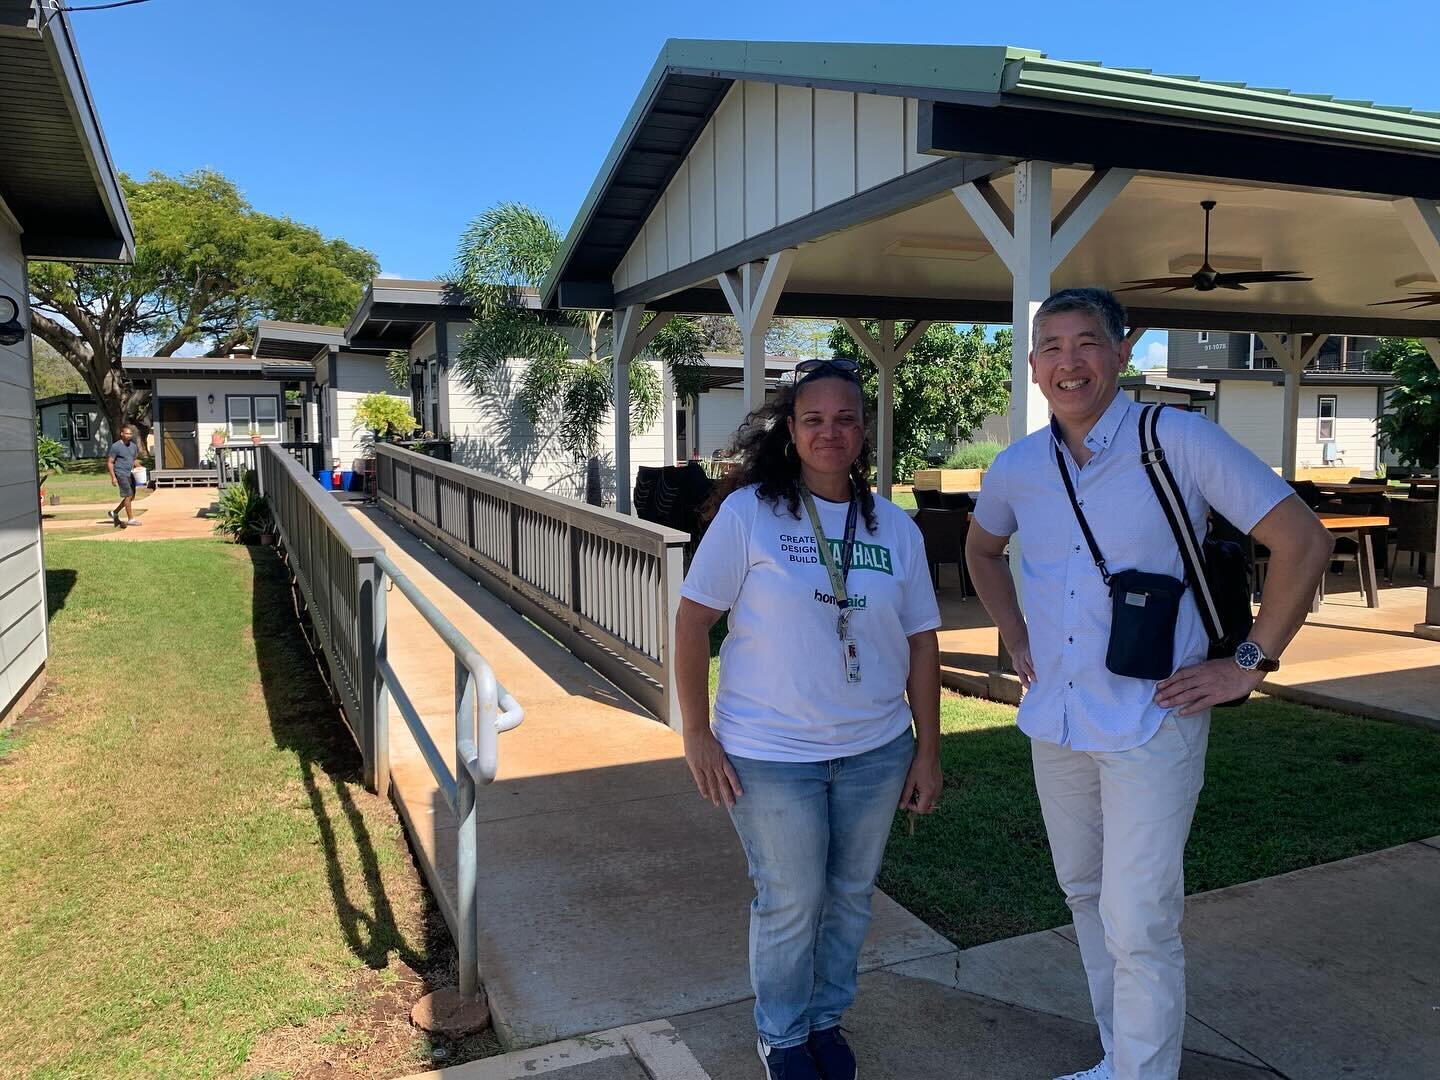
[1031,713,1210,1080]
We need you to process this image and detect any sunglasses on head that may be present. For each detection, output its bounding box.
[794,358,860,380]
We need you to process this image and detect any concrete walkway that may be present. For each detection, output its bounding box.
[400,838,1440,1080]
[75,486,217,541]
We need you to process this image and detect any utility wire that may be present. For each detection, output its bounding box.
[46,0,155,11]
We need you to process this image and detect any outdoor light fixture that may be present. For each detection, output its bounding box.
[0,295,24,347]
[208,393,215,407]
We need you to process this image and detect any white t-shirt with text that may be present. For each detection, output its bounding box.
[681,485,941,762]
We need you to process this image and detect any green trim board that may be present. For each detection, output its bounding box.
[543,39,1440,311]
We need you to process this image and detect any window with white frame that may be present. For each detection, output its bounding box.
[70,412,89,440]
[1197,332,1209,344]
[227,395,281,438]
[1317,395,1337,442]
[226,396,250,437]
[255,396,279,438]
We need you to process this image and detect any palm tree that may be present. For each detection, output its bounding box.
[450,202,708,503]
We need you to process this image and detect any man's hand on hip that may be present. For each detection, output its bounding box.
[1156,659,1264,715]
[1007,638,1037,690]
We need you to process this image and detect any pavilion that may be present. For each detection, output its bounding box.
[543,40,1440,633]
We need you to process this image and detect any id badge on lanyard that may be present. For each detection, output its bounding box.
[801,485,861,684]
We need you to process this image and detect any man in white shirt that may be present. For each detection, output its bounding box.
[966,288,1333,1080]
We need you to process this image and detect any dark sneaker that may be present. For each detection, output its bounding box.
[807,1027,856,1080]
[757,1037,820,1080]
[108,509,119,526]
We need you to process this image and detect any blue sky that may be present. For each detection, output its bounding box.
[74,0,1440,367]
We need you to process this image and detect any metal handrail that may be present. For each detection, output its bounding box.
[372,550,523,999]
[255,443,524,1000]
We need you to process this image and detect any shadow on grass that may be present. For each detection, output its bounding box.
[243,538,505,1066]
[242,542,442,975]
[44,568,77,621]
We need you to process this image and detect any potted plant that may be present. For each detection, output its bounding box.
[249,424,262,445]
[352,393,419,444]
[213,469,273,544]
[211,428,228,449]
[36,434,64,509]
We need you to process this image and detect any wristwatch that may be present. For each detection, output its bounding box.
[1233,640,1280,673]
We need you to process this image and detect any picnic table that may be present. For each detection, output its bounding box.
[1316,512,1389,610]
[1314,482,1388,497]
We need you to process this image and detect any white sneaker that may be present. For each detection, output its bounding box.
[1054,1059,1111,1080]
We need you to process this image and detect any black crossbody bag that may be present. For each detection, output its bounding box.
[1056,405,1254,704]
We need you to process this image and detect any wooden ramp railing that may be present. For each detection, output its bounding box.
[373,443,689,729]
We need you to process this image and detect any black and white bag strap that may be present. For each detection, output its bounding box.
[1138,404,1225,643]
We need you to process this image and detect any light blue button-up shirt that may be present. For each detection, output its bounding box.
[973,393,1293,751]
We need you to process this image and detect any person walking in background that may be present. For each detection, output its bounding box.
[674,359,943,1080]
[965,288,1333,1080]
[106,424,141,528]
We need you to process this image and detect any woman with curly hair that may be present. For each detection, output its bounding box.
[674,359,943,1080]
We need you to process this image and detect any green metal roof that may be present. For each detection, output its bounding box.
[542,40,1440,308]
[1009,52,1440,150]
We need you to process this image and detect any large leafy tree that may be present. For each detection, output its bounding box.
[1373,337,1439,469]
[829,321,1011,480]
[28,169,378,440]
[450,202,708,479]
[31,338,86,399]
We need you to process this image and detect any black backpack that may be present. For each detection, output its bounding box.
[1137,405,1255,707]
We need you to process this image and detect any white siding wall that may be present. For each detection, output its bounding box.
[1217,382,1379,471]
[0,214,47,721]
[411,326,437,362]
[696,387,749,458]
[1298,385,1380,472]
[445,359,668,502]
[331,351,402,469]
[153,377,279,461]
[614,87,942,292]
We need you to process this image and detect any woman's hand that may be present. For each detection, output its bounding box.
[684,727,744,808]
[898,749,942,815]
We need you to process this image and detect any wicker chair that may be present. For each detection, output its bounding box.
[913,507,970,597]
[1389,498,1437,579]
[913,487,943,509]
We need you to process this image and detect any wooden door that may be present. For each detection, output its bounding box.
[159,397,199,469]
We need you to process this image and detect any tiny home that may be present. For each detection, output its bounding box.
[35,392,110,458]
[253,319,397,490]
[1,6,134,726]
[347,279,675,501]
[123,352,319,485]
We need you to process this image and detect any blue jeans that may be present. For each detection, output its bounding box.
[726,729,914,1048]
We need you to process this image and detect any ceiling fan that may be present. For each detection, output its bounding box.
[1117,200,1313,293]
[1369,290,1440,310]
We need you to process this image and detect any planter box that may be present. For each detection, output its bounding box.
[1292,466,1364,482]
[911,468,985,493]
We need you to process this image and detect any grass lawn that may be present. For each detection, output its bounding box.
[0,537,493,1078]
[887,490,917,511]
[42,456,152,505]
[880,692,1440,946]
